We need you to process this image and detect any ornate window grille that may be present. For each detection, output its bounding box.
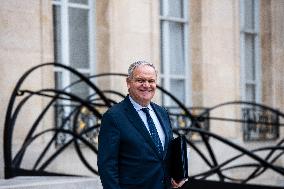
[242,107,279,141]
[166,107,210,141]
[54,103,102,146]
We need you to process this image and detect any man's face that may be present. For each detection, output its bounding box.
[127,65,157,107]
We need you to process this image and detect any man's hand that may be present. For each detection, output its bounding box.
[171,178,188,188]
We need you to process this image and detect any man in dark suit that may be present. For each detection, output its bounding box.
[97,61,186,189]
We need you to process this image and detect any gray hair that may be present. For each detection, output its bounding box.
[127,60,157,78]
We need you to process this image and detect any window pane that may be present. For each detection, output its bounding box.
[169,22,185,75]
[53,5,62,63]
[70,73,90,99]
[160,0,164,15]
[69,7,89,69]
[170,79,185,104]
[245,34,255,81]
[244,0,255,29]
[160,22,165,74]
[69,0,88,4]
[168,0,184,18]
[246,84,255,102]
[55,72,63,89]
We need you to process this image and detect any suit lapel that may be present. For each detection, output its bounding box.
[123,97,161,158]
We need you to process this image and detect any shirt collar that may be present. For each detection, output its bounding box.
[128,95,153,111]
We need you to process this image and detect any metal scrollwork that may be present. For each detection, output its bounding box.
[4,63,284,187]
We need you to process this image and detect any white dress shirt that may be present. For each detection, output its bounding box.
[129,96,165,149]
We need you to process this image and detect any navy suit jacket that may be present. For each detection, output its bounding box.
[97,96,173,189]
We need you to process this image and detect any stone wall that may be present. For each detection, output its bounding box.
[0,0,283,185]
[0,0,54,179]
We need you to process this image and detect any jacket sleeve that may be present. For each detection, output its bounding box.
[97,111,121,189]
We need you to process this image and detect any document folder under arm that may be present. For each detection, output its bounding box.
[169,135,188,182]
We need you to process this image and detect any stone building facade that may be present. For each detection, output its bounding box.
[0,0,284,186]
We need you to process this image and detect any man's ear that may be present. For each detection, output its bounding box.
[126,78,130,89]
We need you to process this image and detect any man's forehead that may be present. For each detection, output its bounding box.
[135,64,155,70]
[133,71,156,78]
[133,65,157,75]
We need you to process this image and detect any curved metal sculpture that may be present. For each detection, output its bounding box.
[3,63,284,187]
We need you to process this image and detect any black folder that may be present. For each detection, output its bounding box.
[169,135,188,181]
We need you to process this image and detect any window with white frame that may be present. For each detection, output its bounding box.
[240,0,261,103]
[52,0,95,99]
[160,0,191,107]
[52,0,96,145]
[239,0,278,142]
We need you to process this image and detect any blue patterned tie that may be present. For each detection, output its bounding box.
[141,108,163,155]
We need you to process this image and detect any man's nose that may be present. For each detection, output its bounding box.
[142,81,150,87]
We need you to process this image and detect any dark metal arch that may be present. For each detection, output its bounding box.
[3,63,284,188]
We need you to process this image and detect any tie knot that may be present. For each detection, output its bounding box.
[141,108,150,114]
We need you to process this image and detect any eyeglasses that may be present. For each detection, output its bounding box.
[133,78,156,85]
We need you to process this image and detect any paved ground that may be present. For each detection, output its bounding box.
[0,176,103,189]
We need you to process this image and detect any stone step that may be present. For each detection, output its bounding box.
[0,176,103,189]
